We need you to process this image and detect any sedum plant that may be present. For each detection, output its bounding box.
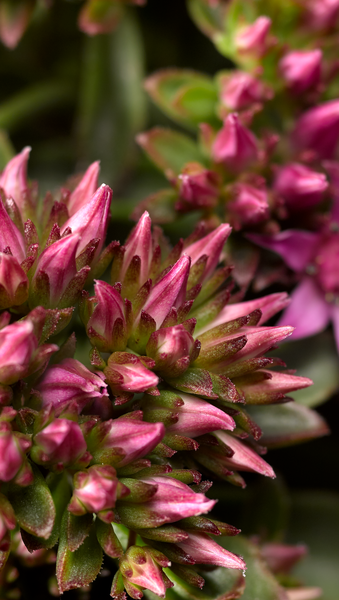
[0,149,327,599]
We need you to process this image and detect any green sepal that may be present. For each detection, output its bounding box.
[96,519,124,559]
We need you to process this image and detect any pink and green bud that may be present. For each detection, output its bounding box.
[166,392,235,437]
[146,324,199,376]
[0,146,31,218]
[177,164,219,211]
[279,49,322,94]
[0,199,26,263]
[176,532,246,569]
[293,100,339,159]
[227,183,269,229]
[87,413,165,467]
[139,255,191,328]
[235,16,273,57]
[104,353,159,396]
[219,71,273,111]
[119,545,171,598]
[183,223,231,283]
[273,163,328,211]
[0,422,31,483]
[0,252,29,309]
[61,183,112,260]
[36,357,108,415]
[68,465,129,519]
[212,114,258,172]
[0,493,15,550]
[137,476,216,524]
[119,211,153,288]
[214,431,275,477]
[87,280,127,352]
[67,161,100,216]
[31,418,90,470]
[235,370,313,403]
[31,233,86,309]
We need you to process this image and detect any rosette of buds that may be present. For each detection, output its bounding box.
[0,152,327,599]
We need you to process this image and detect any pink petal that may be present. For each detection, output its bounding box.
[248,230,320,272]
[278,277,331,339]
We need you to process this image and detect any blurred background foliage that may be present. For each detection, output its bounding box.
[0,1,338,598]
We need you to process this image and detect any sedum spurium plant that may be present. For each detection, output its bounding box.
[135,0,339,356]
[0,149,327,599]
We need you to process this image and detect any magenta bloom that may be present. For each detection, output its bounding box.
[120,211,153,287]
[183,223,231,282]
[138,476,216,524]
[68,465,129,518]
[0,199,26,263]
[279,49,322,93]
[293,100,339,159]
[166,392,235,438]
[178,167,219,210]
[87,280,127,352]
[67,161,100,216]
[212,113,258,172]
[219,70,272,110]
[228,182,269,229]
[176,532,246,569]
[36,357,109,414]
[0,422,31,483]
[249,228,339,349]
[32,419,89,469]
[273,163,328,211]
[235,16,272,56]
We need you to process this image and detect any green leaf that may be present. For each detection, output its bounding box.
[67,512,94,553]
[7,463,55,539]
[246,403,329,448]
[137,127,204,178]
[286,491,339,600]
[187,0,228,40]
[56,510,103,593]
[271,332,339,408]
[145,69,218,128]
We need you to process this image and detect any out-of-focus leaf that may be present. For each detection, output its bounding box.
[76,8,147,187]
[132,187,178,223]
[287,492,339,600]
[145,69,218,129]
[271,333,339,408]
[246,403,329,448]
[0,130,14,170]
[187,0,228,40]
[7,464,55,539]
[137,127,204,179]
[56,510,103,593]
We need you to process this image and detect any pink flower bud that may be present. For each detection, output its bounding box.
[279,49,322,93]
[138,476,216,523]
[261,542,307,574]
[212,113,258,171]
[87,280,126,352]
[105,353,159,395]
[166,392,235,437]
[274,163,328,210]
[0,493,15,549]
[228,183,269,229]
[119,546,171,598]
[32,233,80,308]
[0,199,26,263]
[146,324,197,374]
[32,418,89,469]
[140,255,191,328]
[0,147,30,218]
[178,165,219,210]
[184,223,231,282]
[0,320,37,384]
[235,16,273,56]
[214,431,275,477]
[89,415,165,467]
[61,183,112,259]
[306,0,339,30]
[219,71,272,110]
[36,358,109,415]
[67,161,100,216]
[0,252,29,309]
[176,532,246,569]
[293,100,339,159]
[236,370,312,403]
[0,422,31,482]
[68,465,128,516]
[120,211,153,286]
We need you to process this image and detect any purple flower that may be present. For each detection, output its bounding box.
[273,163,328,211]
[219,70,273,110]
[36,357,109,414]
[212,113,258,172]
[293,100,339,159]
[228,182,269,229]
[249,228,339,349]
[279,49,322,93]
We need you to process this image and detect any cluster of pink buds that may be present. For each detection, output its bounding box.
[0,150,327,599]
